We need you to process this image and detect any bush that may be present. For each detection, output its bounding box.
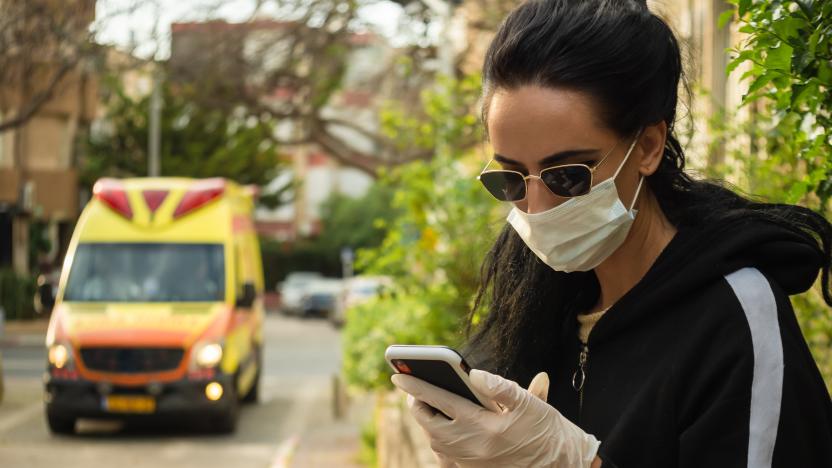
[341,74,499,391]
[358,415,378,467]
[0,269,37,321]
[342,289,466,391]
[339,140,503,391]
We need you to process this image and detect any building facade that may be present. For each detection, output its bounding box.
[0,0,98,275]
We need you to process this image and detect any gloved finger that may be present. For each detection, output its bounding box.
[527,371,550,401]
[407,396,462,463]
[392,373,479,421]
[434,451,460,468]
[407,394,453,429]
[468,369,526,412]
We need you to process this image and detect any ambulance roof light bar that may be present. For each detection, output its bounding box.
[93,178,133,219]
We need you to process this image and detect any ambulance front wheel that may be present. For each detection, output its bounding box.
[242,347,262,404]
[211,382,240,433]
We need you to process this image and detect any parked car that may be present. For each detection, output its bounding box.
[299,279,343,319]
[329,276,392,327]
[43,177,265,434]
[278,272,323,315]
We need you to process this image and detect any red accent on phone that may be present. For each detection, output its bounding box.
[393,359,412,374]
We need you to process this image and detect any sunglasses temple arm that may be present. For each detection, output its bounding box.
[478,159,495,176]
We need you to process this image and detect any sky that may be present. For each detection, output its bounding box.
[94,0,407,59]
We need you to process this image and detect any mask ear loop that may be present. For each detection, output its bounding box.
[612,130,643,180]
[629,176,645,211]
[609,129,644,212]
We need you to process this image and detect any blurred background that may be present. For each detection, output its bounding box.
[0,0,829,467]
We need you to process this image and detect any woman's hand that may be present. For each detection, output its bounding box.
[391,369,601,468]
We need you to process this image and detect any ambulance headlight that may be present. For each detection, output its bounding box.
[193,342,223,368]
[48,343,74,369]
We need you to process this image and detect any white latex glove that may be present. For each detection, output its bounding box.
[391,369,600,468]
[431,372,553,468]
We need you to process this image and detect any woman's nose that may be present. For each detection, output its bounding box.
[525,176,561,214]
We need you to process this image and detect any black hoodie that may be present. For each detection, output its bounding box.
[545,216,832,467]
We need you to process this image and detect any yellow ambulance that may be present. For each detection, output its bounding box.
[43,177,264,434]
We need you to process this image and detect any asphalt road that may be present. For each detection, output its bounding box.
[0,314,369,468]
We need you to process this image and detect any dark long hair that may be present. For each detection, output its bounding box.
[465,0,832,383]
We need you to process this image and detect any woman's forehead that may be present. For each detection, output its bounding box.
[486,86,612,163]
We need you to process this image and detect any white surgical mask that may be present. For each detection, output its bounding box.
[507,135,643,272]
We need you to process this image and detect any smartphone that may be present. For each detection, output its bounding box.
[385,344,501,413]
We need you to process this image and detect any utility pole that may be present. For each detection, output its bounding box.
[416,0,461,160]
[148,68,162,177]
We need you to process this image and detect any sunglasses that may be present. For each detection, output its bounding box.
[477,139,624,202]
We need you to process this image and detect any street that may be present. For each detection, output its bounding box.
[0,314,369,468]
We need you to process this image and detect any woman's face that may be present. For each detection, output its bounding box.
[486,85,650,214]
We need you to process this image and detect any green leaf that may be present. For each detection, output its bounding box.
[746,73,775,96]
[819,61,832,85]
[765,42,793,71]
[773,75,791,90]
[739,24,756,34]
[823,0,832,19]
[810,167,827,185]
[786,181,809,203]
[808,26,822,56]
[727,49,757,77]
[718,9,735,29]
[771,17,805,42]
[740,62,764,81]
[726,58,742,77]
[738,0,751,17]
[791,81,818,108]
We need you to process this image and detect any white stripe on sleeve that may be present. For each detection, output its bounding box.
[725,267,784,468]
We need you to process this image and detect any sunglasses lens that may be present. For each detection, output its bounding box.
[541,166,592,197]
[479,171,526,201]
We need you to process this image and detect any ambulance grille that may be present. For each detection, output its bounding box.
[80,347,184,374]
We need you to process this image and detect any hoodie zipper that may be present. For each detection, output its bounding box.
[572,341,589,418]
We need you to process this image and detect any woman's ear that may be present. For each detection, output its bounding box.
[637,121,667,176]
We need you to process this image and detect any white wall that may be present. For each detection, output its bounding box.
[256,164,373,229]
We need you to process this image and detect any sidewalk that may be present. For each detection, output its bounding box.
[0,319,48,347]
[287,391,373,468]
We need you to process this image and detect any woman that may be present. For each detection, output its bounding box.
[391,0,832,466]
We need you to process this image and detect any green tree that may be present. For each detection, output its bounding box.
[82,75,289,207]
[314,183,398,260]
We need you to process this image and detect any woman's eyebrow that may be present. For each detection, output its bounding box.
[494,148,602,167]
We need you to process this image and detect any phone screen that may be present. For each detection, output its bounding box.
[391,358,482,408]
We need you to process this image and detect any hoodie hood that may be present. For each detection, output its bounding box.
[583,214,825,345]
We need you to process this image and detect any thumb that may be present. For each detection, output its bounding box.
[468,369,527,411]
[527,371,550,401]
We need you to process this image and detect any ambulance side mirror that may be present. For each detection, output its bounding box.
[236,282,256,309]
